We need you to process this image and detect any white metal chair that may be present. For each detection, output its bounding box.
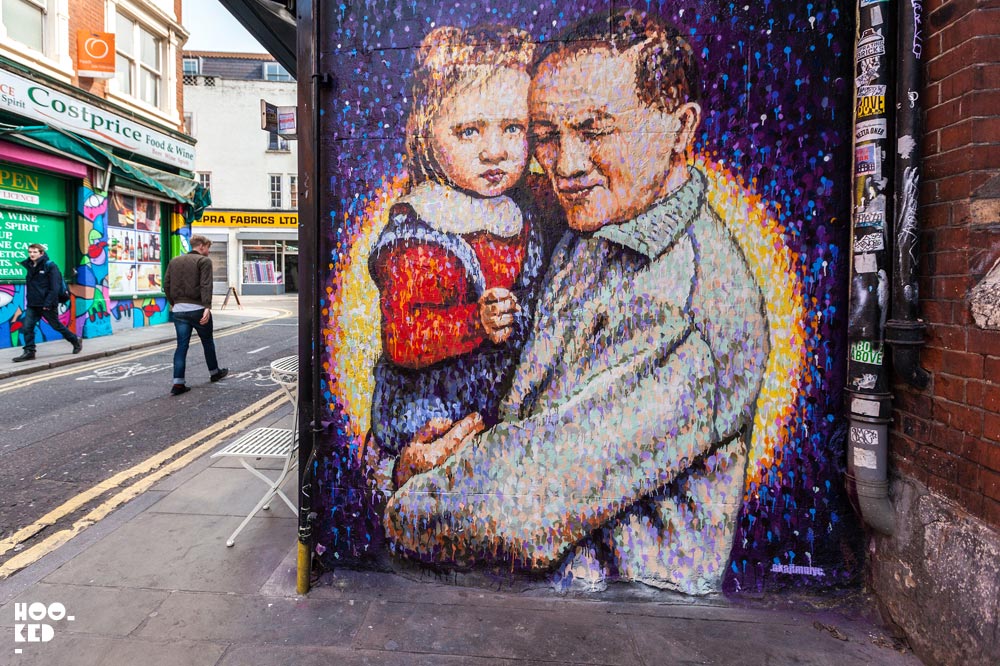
[211,355,299,547]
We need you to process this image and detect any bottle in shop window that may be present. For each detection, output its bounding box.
[143,240,149,262]
[123,237,129,260]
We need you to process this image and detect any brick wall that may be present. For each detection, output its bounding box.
[68,0,109,97]
[891,0,1000,528]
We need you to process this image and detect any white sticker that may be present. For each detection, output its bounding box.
[853,447,878,470]
[852,397,880,417]
[854,253,878,274]
[871,5,883,26]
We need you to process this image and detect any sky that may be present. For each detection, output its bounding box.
[181,0,265,52]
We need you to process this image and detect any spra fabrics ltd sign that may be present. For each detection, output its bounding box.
[0,68,195,170]
[198,211,298,227]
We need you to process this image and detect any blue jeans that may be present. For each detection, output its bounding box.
[22,306,79,353]
[171,309,219,384]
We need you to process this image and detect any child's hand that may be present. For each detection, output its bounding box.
[395,414,484,488]
[479,287,520,344]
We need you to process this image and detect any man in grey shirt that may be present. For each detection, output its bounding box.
[384,11,769,595]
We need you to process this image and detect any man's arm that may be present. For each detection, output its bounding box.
[199,258,213,309]
[45,262,62,309]
[384,327,719,567]
[163,263,173,306]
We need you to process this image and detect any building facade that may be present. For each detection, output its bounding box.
[0,0,204,347]
[183,51,298,296]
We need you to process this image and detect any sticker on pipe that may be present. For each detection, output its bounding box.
[856,119,887,142]
[854,232,884,253]
[853,447,878,470]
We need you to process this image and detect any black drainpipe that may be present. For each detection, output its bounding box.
[885,0,930,389]
[845,0,896,536]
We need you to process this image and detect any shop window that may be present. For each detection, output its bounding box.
[115,11,163,108]
[267,131,289,152]
[1,0,45,52]
[263,61,292,81]
[107,192,164,296]
[269,175,282,209]
[289,174,297,209]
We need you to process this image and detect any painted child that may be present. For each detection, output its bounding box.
[368,26,545,488]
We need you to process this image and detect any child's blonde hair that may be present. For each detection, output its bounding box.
[406,25,535,187]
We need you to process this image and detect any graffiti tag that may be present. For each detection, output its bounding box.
[854,232,884,253]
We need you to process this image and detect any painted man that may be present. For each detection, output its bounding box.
[12,243,82,362]
[384,10,770,595]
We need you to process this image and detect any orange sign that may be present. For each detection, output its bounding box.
[77,31,115,79]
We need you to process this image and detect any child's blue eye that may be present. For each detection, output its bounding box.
[504,125,524,134]
[459,127,478,138]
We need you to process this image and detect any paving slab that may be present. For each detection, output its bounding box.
[354,599,642,665]
[9,635,226,666]
[147,465,297,518]
[217,644,589,666]
[0,582,168,637]
[137,590,370,646]
[42,512,295,594]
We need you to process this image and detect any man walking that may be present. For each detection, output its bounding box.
[163,235,227,396]
[12,243,82,362]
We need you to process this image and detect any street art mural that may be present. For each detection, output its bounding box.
[316,1,856,596]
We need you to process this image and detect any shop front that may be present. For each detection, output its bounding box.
[194,210,298,296]
[0,61,206,349]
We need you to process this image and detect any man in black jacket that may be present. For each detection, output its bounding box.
[163,235,227,396]
[12,243,82,362]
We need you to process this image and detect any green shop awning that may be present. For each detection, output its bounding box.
[0,123,211,220]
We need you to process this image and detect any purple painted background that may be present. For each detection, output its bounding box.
[314,0,858,594]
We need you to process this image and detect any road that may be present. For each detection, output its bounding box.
[0,301,298,560]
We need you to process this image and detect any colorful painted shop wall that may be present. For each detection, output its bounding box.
[77,184,186,333]
[316,1,858,596]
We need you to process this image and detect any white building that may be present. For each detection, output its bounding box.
[183,51,298,295]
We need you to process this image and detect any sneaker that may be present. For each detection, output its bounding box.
[210,368,229,383]
[72,338,83,354]
[170,384,191,396]
[12,351,35,362]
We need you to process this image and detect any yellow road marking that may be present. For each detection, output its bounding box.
[0,389,286,560]
[0,308,292,394]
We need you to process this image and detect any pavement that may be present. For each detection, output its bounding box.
[0,296,927,666]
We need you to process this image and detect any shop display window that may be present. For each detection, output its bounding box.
[108,192,164,295]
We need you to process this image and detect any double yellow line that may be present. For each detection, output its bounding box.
[0,308,290,395]
[0,369,293,579]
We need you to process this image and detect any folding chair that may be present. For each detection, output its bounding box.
[211,355,299,547]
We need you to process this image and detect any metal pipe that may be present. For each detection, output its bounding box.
[885,0,930,389]
[846,0,897,536]
[295,0,317,594]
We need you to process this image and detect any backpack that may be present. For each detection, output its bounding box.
[58,276,71,304]
[47,260,71,304]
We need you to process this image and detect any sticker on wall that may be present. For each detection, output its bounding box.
[851,373,877,390]
[854,253,878,274]
[857,29,886,61]
[850,340,884,365]
[855,144,881,176]
[856,86,887,119]
[870,5,884,26]
[855,119,887,142]
[852,447,878,470]
[854,231,884,253]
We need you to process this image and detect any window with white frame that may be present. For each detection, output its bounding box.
[267,131,288,152]
[263,61,292,82]
[115,10,163,108]
[182,57,199,76]
[197,172,211,192]
[1,0,46,52]
[289,175,298,209]
[269,175,282,209]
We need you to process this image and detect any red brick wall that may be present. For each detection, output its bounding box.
[68,0,109,97]
[892,0,1000,528]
